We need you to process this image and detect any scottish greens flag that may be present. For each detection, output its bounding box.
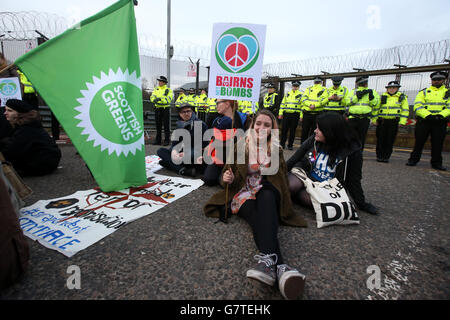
[15,0,147,192]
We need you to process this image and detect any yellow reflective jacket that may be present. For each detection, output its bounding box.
[376,91,409,125]
[325,85,349,111]
[263,92,278,109]
[280,89,303,115]
[195,93,208,112]
[175,93,188,108]
[301,84,328,112]
[348,86,380,119]
[150,85,173,108]
[414,85,450,119]
[238,100,259,114]
[207,98,217,113]
[17,70,35,94]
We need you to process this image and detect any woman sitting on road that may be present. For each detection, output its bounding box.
[0,99,61,176]
[157,103,208,177]
[204,109,308,300]
[287,111,379,214]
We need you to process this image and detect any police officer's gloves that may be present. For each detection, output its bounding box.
[295,94,302,99]
[153,97,161,103]
[368,89,374,101]
[355,90,365,99]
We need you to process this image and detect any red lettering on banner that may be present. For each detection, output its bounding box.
[216,76,223,86]
[247,78,253,88]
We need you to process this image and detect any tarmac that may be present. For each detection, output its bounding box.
[1,141,449,300]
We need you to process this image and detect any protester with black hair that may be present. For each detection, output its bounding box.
[0,99,61,176]
[287,112,379,215]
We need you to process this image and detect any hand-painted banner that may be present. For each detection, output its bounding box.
[18,174,203,257]
[208,23,266,102]
[0,77,22,106]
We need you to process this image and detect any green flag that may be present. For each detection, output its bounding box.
[15,0,147,192]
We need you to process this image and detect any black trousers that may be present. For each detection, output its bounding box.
[348,117,370,151]
[408,118,447,167]
[301,112,321,144]
[237,186,283,264]
[281,112,300,148]
[155,107,170,143]
[376,118,399,160]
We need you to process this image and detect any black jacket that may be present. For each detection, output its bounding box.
[0,120,61,176]
[286,135,366,206]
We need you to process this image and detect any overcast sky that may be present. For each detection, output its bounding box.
[3,0,450,64]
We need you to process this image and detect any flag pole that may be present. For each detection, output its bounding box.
[0,64,14,75]
[223,100,236,223]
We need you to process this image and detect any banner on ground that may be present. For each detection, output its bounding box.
[208,23,266,102]
[0,77,22,106]
[19,174,204,257]
[14,0,147,192]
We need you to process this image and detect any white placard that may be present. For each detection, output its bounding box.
[208,23,266,102]
[0,77,22,106]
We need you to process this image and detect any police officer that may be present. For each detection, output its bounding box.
[16,69,38,110]
[325,76,349,115]
[206,96,218,128]
[375,81,409,162]
[300,77,328,143]
[347,76,380,151]
[150,76,173,146]
[406,71,449,170]
[186,88,197,106]
[195,88,208,122]
[262,83,281,117]
[238,100,259,116]
[175,88,188,108]
[279,81,303,150]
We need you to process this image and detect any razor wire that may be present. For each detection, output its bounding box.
[263,39,450,78]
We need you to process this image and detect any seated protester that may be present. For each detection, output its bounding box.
[286,112,379,215]
[204,109,308,300]
[0,164,30,290]
[0,99,61,176]
[201,99,250,186]
[157,103,207,177]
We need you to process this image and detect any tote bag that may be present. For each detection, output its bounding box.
[291,167,359,228]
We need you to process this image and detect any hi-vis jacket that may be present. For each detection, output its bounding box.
[175,93,188,108]
[301,84,328,113]
[414,85,450,119]
[325,85,350,112]
[280,89,303,115]
[185,94,196,106]
[150,84,174,108]
[238,100,259,114]
[376,91,409,125]
[195,93,208,113]
[207,97,217,113]
[347,86,380,119]
[17,70,35,94]
[263,92,279,109]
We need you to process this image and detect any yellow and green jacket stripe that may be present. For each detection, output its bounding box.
[325,85,350,112]
[414,85,450,119]
[375,91,409,125]
[348,86,380,119]
[301,84,328,112]
[150,85,174,108]
[280,89,303,115]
